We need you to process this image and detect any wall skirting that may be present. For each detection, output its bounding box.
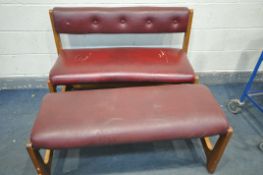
[198,72,263,85]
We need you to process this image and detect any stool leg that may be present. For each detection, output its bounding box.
[48,80,57,93]
[44,149,53,172]
[26,143,53,175]
[200,127,233,173]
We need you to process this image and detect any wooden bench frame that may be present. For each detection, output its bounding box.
[47,8,195,93]
[26,127,232,175]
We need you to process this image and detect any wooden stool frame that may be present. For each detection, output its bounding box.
[27,76,233,174]
[26,127,232,175]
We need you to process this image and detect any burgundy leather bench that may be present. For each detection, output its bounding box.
[48,7,196,92]
[27,84,233,174]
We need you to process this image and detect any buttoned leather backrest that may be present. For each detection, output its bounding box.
[52,7,190,34]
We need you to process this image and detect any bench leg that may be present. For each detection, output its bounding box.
[48,80,57,93]
[200,127,233,173]
[61,85,67,92]
[48,80,68,92]
[26,143,53,175]
[194,75,200,84]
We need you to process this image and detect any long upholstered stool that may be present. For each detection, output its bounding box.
[27,84,233,174]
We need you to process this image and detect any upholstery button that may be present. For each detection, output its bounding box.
[146,19,152,24]
[173,19,178,24]
[65,21,70,26]
[93,19,98,24]
[120,18,126,24]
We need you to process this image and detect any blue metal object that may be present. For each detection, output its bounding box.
[228,51,263,114]
[227,51,263,151]
[239,51,263,112]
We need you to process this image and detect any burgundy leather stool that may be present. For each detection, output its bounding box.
[48,7,196,92]
[27,84,233,174]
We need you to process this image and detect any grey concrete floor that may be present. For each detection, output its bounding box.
[0,83,263,175]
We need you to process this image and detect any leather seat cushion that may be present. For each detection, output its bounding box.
[49,48,195,85]
[31,84,229,149]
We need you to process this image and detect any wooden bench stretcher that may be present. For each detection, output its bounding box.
[27,84,232,174]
